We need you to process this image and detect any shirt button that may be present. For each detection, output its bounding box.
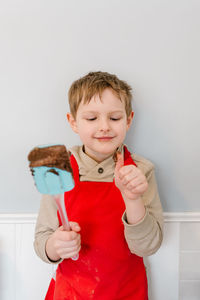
[98,167,104,174]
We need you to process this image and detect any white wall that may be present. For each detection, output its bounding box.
[1,213,200,300]
[1,0,200,212]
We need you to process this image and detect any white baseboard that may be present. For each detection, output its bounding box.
[1,212,200,224]
[163,212,200,222]
[0,214,37,224]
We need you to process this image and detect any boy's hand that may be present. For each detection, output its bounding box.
[114,152,148,201]
[46,222,81,261]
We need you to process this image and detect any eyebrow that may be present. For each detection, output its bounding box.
[81,110,124,114]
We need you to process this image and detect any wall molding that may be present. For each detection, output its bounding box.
[163,212,200,222]
[0,212,200,224]
[0,214,37,224]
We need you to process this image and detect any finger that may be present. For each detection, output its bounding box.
[54,226,70,241]
[127,181,148,194]
[60,238,81,252]
[126,177,144,190]
[57,225,64,231]
[55,236,81,254]
[57,230,80,242]
[69,222,81,232]
[121,171,138,185]
[115,152,124,173]
[59,245,81,259]
[61,245,81,259]
[119,164,138,177]
[134,182,148,193]
[58,236,81,250]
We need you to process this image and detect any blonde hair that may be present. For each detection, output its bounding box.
[68,71,133,118]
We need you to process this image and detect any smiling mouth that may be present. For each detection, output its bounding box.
[95,136,114,140]
[96,136,114,143]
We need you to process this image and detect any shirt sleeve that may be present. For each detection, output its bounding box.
[34,194,62,264]
[122,154,164,257]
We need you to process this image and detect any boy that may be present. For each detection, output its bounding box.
[34,71,163,299]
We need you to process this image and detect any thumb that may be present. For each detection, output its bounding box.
[115,152,124,173]
[69,222,81,232]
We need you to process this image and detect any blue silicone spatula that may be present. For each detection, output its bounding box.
[28,144,78,260]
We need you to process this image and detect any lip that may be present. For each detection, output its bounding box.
[95,136,114,139]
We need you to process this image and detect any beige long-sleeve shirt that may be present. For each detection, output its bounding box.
[34,145,163,263]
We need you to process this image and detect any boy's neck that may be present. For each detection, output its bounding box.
[82,144,123,163]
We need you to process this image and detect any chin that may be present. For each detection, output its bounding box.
[95,147,117,155]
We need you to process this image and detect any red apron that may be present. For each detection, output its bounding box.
[45,146,148,300]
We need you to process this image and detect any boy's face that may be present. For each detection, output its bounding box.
[67,88,133,162]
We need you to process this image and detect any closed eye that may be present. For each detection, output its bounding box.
[86,117,97,121]
[110,118,121,121]
[86,117,121,121]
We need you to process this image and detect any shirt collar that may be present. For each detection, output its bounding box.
[69,144,124,182]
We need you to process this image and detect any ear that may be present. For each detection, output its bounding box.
[126,111,134,131]
[66,113,78,133]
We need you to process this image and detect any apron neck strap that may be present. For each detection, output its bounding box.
[70,154,80,184]
[69,145,137,185]
[123,146,137,167]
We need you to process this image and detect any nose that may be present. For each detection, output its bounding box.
[99,118,110,131]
